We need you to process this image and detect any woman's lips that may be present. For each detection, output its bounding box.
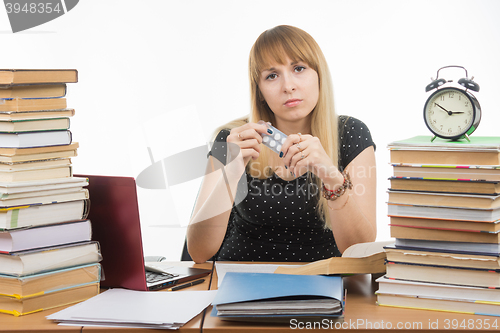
[284,99,302,107]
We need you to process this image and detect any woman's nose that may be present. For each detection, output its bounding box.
[282,73,296,93]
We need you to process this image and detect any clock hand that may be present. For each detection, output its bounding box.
[434,103,452,115]
[450,111,465,115]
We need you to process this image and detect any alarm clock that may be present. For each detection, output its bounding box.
[423,66,481,142]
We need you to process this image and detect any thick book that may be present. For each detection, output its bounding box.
[0,176,88,196]
[394,238,500,256]
[388,136,500,166]
[390,224,500,244]
[0,282,98,316]
[0,84,66,99]
[0,69,78,86]
[274,241,393,275]
[0,108,75,121]
[211,272,343,321]
[388,190,500,209]
[389,177,500,195]
[392,164,500,181]
[0,142,78,163]
[376,276,500,303]
[0,263,100,298]
[0,165,72,182]
[384,244,500,270]
[0,158,71,172]
[0,188,87,205]
[391,150,500,165]
[0,188,88,208]
[0,98,67,112]
[385,261,500,288]
[389,216,500,233]
[0,241,101,276]
[0,199,89,230]
[376,292,500,317]
[0,118,70,133]
[388,203,500,222]
[0,130,72,148]
[0,150,76,164]
[0,220,92,253]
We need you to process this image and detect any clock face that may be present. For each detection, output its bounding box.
[424,87,476,139]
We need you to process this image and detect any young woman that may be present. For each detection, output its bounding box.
[187,25,376,263]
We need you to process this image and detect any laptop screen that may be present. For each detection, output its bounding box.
[75,174,149,291]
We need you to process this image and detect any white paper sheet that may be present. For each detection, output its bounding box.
[47,289,217,329]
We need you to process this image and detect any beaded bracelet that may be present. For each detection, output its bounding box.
[322,171,353,200]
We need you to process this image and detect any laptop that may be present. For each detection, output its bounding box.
[74,174,211,291]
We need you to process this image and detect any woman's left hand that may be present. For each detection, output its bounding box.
[280,133,337,180]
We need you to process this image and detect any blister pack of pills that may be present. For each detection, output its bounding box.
[260,122,287,154]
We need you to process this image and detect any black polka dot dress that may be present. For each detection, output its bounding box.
[210,116,375,262]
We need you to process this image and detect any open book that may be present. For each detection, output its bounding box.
[274,241,393,275]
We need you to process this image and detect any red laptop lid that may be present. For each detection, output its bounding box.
[75,174,148,291]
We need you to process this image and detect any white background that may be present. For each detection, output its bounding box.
[2,0,500,260]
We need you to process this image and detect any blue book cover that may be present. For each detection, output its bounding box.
[211,272,343,319]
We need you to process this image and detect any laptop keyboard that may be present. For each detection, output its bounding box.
[145,271,179,283]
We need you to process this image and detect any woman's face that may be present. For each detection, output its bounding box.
[258,56,319,125]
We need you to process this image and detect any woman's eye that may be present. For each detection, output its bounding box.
[266,73,278,80]
[295,66,306,73]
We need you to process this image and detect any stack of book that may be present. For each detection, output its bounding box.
[0,69,101,316]
[376,135,500,316]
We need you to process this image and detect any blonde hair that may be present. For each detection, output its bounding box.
[218,25,339,227]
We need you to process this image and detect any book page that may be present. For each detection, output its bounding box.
[342,241,394,258]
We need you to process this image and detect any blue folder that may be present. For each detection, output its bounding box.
[211,272,344,320]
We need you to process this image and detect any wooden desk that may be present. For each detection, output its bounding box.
[0,307,83,333]
[203,262,496,332]
[2,262,497,332]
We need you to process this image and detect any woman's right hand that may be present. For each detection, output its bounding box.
[227,122,269,166]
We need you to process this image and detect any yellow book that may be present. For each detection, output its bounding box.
[0,109,75,121]
[0,98,67,112]
[0,69,78,86]
[0,142,78,163]
[0,84,67,99]
[0,264,100,298]
[377,292,500,316]
[0,283,99,316]
[0,166,71,182]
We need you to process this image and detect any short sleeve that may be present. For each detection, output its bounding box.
[208,129,230,165]
[338,116,376,171]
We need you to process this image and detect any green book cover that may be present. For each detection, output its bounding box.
[388,136,500,151]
